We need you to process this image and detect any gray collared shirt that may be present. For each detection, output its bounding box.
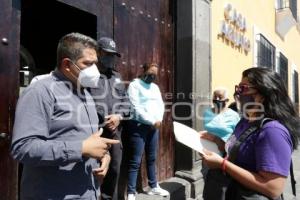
[11,70,100,200]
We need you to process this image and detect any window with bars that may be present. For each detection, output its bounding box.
[289,0,297,20]
[278,53,288,89]
[257,34,276,69]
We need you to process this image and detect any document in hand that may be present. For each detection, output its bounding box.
[173,121,220,155]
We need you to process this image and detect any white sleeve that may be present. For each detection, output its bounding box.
[127,82,156,125]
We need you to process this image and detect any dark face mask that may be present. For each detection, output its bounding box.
[213,100,226,110]
[238,94,256,113]
[142,74,156,84]
[100,55,115,71]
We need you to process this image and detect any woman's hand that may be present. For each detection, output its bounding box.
[200,149,224,169]
[199,131,214,141]
[199,131,225,152]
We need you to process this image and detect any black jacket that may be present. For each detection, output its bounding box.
[89,70,131,138]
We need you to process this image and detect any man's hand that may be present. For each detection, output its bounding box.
[104,114,121,132]
[92,153,111,184]
[154,121,162,129]
[82,128,119,160]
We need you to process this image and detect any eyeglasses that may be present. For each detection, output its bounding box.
[235,84,255,94]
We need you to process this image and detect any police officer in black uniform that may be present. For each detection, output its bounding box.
[89,37,130,200]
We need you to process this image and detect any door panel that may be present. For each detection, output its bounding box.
[115,0,174,185]
[0,0,19,199]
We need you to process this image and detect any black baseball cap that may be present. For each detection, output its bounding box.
[97,37,121,57]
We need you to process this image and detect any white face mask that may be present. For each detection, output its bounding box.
[72,62,100,88]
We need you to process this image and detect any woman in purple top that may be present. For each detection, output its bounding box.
[201,67,300,199]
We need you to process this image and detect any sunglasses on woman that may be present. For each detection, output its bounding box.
[235,84,255,95]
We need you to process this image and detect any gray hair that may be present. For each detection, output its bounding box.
[213,86,229,99]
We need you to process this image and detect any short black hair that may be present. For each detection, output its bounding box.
[56,32,97,67]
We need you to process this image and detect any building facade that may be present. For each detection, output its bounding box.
[211,0,300,110]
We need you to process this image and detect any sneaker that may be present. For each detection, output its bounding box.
[147,184,170,196]
[127,193,136,200]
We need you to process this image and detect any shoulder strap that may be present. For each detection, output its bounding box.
[228,118,273,163]
[228,125,259,162]
[290,160,296,196]
[259,118,273,128]
[261,118,296,196]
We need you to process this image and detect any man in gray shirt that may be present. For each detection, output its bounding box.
[11,33,119,200]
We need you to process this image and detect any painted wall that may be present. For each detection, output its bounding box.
[211,0,300,103]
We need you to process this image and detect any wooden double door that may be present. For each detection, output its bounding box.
[0,0,174,199]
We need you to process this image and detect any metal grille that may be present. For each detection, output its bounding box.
[257,34,275,69]
[279,53,288,89]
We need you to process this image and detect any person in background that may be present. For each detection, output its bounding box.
[228,91,240,113]
[201,87,240,200]
[126,63,169,200]
[203,87,240,143]
[11,32,119,200]
[201,67,300,199]
[89,37,130,200]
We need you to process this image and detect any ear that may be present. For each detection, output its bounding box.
[61,58,71,71]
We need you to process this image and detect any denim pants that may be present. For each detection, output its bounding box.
[127,120,158,194]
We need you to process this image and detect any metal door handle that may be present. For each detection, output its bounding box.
[1,38,9,45]
[0,132,8,139]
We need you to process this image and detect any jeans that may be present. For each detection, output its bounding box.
[127,120,158,194]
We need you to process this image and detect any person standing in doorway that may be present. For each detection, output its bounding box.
[89,37,130,200]
[11,32,119,200]
[126,63,169,200]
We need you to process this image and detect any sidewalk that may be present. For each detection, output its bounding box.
[134,148,300,200]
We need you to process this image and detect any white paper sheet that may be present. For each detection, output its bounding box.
[173,121,221,155]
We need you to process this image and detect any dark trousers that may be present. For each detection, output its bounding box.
[101,128,122,200]
[127,120,158,194]
[203,169,230,200]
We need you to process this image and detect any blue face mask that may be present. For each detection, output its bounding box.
[100,55,115,70]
